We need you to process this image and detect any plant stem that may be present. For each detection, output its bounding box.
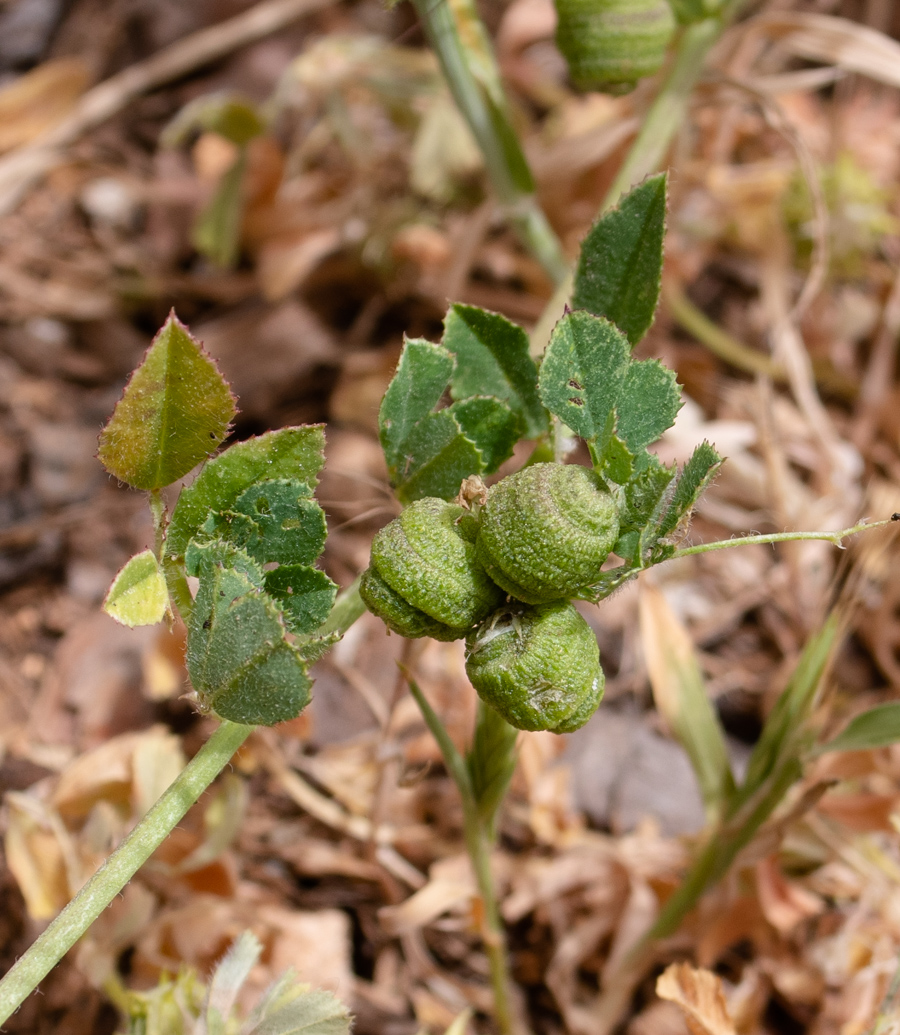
[411,0,567,286]
[0,578,368,1022]
[406,677,518,1035]
[315,575,365,638]
[0,720,253,1025]
[671,518,896,560]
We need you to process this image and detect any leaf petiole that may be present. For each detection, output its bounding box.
[671,517,897,559]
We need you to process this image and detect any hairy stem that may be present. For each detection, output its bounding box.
[406,677,518,1035]
[0,720,253,1025]
[411,0,567,286]
[671,518,896,559]
[0,578,368,1021]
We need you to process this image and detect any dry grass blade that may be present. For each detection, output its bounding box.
[656,963,738,1035]
[639,581,735,820]
[755,13,900,89]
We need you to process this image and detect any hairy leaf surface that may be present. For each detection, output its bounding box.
[165,426,325,560]
[186,543,312,726]
[573,173,667,346]
[103,550,168,627]
[98,312,236,490]
[444,304,547,437]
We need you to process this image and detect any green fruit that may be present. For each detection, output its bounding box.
[465,602,604,732]
[361,497,504,640]
[554,0,675,94]
[476,463,619,604]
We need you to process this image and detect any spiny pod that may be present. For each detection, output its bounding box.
[360,497,505,641]
[554,0,675,95]
[465,601,604,732]
[476,463,619,604]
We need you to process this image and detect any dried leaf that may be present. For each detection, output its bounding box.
[656,963,738,1035]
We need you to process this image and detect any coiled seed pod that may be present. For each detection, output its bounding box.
[554,0,675,95]
[361,497,504,640]
[476,463,619,604]
[465,601,604,732]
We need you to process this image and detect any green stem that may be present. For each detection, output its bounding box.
[406,677,517,1035]
[0,578,369,1022]
[149,490,166,560]
[315,576,365,638]
[671,518,896,560]
[603,17,723,210]
[0,721,253,1025]
[411,0,567,286]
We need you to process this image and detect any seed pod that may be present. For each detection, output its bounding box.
[465,601,604,732]
[476,463,619,604]
[554,0,675,95]
[361,497,504,640]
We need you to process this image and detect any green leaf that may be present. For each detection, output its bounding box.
[162,93,266,149]
[103,549,168,627]
[193,151,247,268]
[165,426,325,560]
[615,457,676,564]
[265,566,338,635]
[244,985,352,1035]
[443,304,547,437]
[736,613,841,808]
[448,396,520,473]
[395,410,483,504]
[817,704,900,755]
[656,441,723,543]
[232,480,327,566]
[186,543,312,726]
[466,702,518,831]
[573,173,667,346]
[538,311,630,446]
[379,337,454,471]
[617,359,681,455]
[205,931,261,1035]
[538,310,682,464]
[98,312,237,490]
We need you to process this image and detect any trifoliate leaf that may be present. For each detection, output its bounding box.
[103,549,168,627]
[538,310,682,467]
[98,312,236,490]
[379,337,454,472]
[186,543,312,726]
[443,304,547,437]
[395,410,483,504]
[165,426,325,560]
[448,396,520,473]
[265,565,338,635]
[573,173,667,346]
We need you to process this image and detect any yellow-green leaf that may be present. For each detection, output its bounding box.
[98,312,237,490]
[103,550,168,627]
